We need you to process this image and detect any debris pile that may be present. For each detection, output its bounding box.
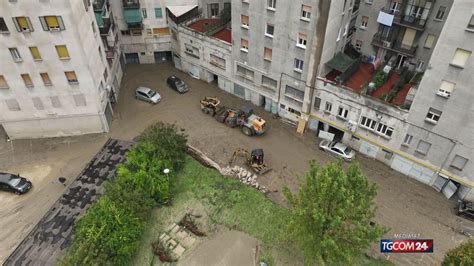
[221,165,268,193]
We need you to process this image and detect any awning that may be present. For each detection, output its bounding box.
[167,5,197,17]
[124,9,142,24]
[325,52,357,73]
[95,12,104,27]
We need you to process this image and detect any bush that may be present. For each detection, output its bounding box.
[442,240,474,266]
[61,123,188,265]
[374,68,387,88]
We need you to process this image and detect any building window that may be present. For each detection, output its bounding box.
[9,48,22,62]
[360,116,376,130]
[375,123,394,138]
[261,75,277,90]
[285,85,304,101]
[55,45,70,59]
[5,99,21,111]
[451,48,471,68]
[389,1,401,14]
[32,97,44,110]
[241,38,249,52]
[264,47,272,61]
[39,16,65,31]
[73,94,87,107]
[236,65,254,80]
[210,3,219,17]
[402,134,413,146]
[185,44,199,58]
[155,8,163,18]
[325,102,332,113]
[294,58,304,72]
[416,60,425,71]
[40,73,52,86]
[50,96,62,108]
[313,97,321,110]
[0,75,9,89]
[361,16,368,28]
[121,30,130,35]
[355,40,362,50]
[424,34,435,48]
[301,5,311,20]
[29,47,42,60]
[467,15,474,31]
[437,80,455,98]
[241,15,249,28]
[337,106,349,120]
[210,54,225,69]
[435,6,446,20]
[265,24,274,37]
[142,8,147,18]
[131,29,142,36]
[416,140,431,155]
[12,16,34,32]
[267,0,276,10]
[21,74,34,88]
[0,17,9,33]
[450,155,468,171]
[65,71,78,84]
[425,107,442,124]
[297,32,307,48]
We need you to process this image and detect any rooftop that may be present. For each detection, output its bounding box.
[188,18,223,33]
[211,28,232,43]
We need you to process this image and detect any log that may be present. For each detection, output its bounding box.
[186,144,223,173]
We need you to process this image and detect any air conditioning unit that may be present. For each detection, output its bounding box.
[436,90,450,98]
[383,41,391,48]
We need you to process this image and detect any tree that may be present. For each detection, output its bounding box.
[443,240,474,266]
[283,161,387,265]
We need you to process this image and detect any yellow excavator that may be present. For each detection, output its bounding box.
[229,148,271,175]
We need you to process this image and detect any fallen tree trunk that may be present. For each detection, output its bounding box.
[186,144,223,173]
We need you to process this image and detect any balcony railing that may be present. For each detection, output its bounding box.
[100,18,112,35]
[123,0,139,9]
[93,0,108,11]
[381,6,429,31]
[372,33,417,57]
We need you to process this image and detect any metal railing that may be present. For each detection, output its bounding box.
[372,33,417,56]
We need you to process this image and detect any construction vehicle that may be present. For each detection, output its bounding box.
[229,148,272,175]
[200,96,268,136]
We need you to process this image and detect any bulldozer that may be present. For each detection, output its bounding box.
[200,96,269,136]
[229,148,272,175]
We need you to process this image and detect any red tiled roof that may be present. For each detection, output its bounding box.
[188,18,222,33]
[393,83,411,106]
[211,28,232,43]
[344,63,375,92]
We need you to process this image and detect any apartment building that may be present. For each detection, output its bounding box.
[0,0,123,139]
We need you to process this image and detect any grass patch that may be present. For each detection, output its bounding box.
[131,157,393,265]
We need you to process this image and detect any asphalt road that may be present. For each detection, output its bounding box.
[0,63,472,265]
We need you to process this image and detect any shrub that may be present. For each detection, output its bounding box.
[374,68,387,88]
[442,240,474,266]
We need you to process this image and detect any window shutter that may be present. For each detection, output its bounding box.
[0,75,8,88]
[153,27,169,35]
[12,18,21,32]
[40,73,52,85]
[57,16,65,30]
[302,5,311,12]
[440,80,455,92]
[17,17,28,29]
[45,16,59,28]
[452,49,471,67]
[39,16,49,31]
[30,47,41,60]
[242,15,249,25]
[264,47,272,60]
[56,45,70,58]
[424,34,435,48]
[65,71,77,81]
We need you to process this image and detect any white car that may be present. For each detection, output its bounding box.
[319,140,355,162]
[135,87,161,104]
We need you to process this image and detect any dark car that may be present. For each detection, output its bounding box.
[457,201,474,221]
[0,172,32,194]
[166,76,189,93]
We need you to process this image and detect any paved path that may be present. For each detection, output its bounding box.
[4,139,132,265]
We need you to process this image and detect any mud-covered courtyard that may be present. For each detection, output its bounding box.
[0,63,472,265]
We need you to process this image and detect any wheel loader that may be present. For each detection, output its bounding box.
[200,96,269,136]
[229,148,272,175]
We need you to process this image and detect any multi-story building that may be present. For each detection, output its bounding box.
[0,0,123,139]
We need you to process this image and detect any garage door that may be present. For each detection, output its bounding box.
[233,84,246,98]
[391,155,433,184]
[359,140,379,158]
[125,53,139,64]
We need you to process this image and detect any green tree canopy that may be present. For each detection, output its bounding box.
[284,161,387,265]
[443,239,474,266]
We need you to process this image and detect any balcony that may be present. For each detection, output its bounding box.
[371,33,417,57]
[122,0,139,9]
[393,14,427,31]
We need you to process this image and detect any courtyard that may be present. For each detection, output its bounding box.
[0,63,472,265]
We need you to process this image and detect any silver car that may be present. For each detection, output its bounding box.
[135,87,161,104]
[319,140,355,162]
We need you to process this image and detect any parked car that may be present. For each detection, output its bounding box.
[0,173,32,194]
[135,87,161,104]
[319,140,355,162]
[457,201,474,221]
[166,76,189,93]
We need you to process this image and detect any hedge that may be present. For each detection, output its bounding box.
[60,123,187,265]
